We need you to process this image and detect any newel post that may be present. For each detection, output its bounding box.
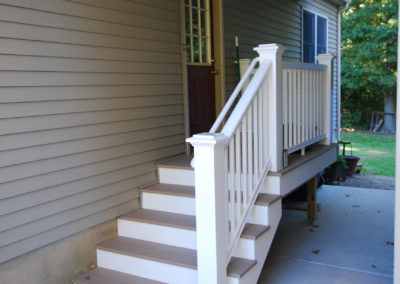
[316,54,334,145]
[186,133,229,284]
[254,44,285,172]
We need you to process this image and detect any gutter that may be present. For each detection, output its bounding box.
[336,0,351,141]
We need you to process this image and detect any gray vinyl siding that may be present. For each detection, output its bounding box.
[224,0,302,95]
[0,0,184,263]
[223,0,340,140]
[302,0,340,140]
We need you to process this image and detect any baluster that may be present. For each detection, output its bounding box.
[247,107,253,196]
[262,81,269,165]
[312,70,316,138]
[253,98,259,182]
[320,71,324,135]
[235,129,241,220]
[242,115,248,208]
[288,70,293,148]
[229,139,235,237]
[292,70,296,147]
[305,70,309,141]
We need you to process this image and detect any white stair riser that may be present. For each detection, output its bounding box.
[247,205,269,226]
[118,219,196,250]
[141,192,196,215]
[97,249,197,284]
[117,219,259,259]
[158,168,194,186]
[97,249,242,284]
[268,200,282,229]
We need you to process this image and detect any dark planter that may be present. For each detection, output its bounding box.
[344,156,360,177]
[324,162,339,182]
[324,161,347,182]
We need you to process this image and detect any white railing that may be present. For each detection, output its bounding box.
[222,59,272,261]
[282,55,333,154]
[187,44,284,284]
[282,62,326,153]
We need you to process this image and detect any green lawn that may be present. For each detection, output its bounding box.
[340,131,396,176]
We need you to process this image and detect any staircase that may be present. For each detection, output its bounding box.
[74,155,282,284]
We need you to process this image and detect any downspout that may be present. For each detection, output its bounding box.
[336,0,351,142]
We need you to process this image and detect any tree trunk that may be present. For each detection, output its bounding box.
[382,92,396,134]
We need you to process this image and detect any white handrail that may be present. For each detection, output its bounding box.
[186,44,283,284]
[191,57,260,168]
[210,57,260,133]
[222,60,272,263]
[221,61,271,137]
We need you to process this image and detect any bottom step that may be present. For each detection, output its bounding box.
[73,267,165,284]
[97,237,257,283]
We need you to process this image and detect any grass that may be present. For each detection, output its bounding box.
[340,131,396,176]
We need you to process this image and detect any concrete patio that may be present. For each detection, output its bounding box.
[258,185,394,284]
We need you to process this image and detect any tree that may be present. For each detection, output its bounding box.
[341,0,397,132]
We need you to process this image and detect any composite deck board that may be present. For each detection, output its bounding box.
[97,237,257,278]
[121,208,270,240]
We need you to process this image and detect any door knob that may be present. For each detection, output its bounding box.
[210,69,219,75]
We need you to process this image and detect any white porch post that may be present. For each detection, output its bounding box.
[186,133,229,284]
[316,54,334,145]
[254,44,285,172]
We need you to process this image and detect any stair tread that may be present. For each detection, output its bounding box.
[157,155,193,170]
[255,193,281,206]
[142,184,281,206]
[241,223,271,240]
[120,209,270,239]
[74,267,165,284]
[141,183,195,197]
[97,237,256,278]
[121,209,196,231]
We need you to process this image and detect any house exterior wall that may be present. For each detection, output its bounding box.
[224,0,302,95]
[223,0,341,141]
[302,0,340,141]
[0,0,184,266]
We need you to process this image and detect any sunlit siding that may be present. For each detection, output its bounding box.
[0,0,184,263]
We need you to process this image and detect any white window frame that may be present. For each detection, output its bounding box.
[302,8,329,63]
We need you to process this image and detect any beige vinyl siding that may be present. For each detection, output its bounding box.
[223,0,302,95]
[0,0,184,263]
[303,0,340,140]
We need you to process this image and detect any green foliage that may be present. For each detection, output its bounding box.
[336,155,348,168]
[341,131,395,176]
[341,0,398,128]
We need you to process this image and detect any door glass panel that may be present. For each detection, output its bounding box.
[193,36,200,62]
[185,0,210,64]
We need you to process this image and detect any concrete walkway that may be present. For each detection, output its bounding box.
[259,185,394,284]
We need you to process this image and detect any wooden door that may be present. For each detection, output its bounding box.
[185,0,216,136]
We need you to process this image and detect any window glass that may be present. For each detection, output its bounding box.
[185,0,211,64]
[317,16,327,54]
[303,10,315,63]
[303,10,327,63]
